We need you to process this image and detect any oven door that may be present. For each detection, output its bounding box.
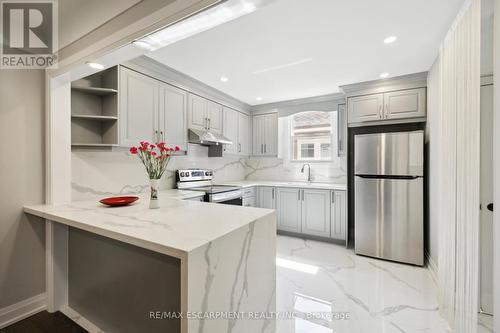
[209,190,243,205]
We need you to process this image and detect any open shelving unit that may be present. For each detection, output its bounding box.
[71,66,119,148]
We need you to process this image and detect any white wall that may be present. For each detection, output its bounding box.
[0,70,46,308]
[426,59,440,268]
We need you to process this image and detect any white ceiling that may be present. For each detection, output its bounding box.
[147,0,464,105]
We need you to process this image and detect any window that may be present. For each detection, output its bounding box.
[292,111,335,161]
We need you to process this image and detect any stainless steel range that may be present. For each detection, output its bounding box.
[176,169,242,205]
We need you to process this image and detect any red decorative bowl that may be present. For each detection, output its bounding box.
[99,196,139,207]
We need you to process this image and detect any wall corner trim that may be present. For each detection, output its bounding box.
[0,293,47,329]
[425,250,438,286]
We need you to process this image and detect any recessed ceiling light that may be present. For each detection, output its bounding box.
[86,62,104,70]
[220,76,229,82]
[256,97,263,101]
[383,36,397,44]
[380,72,390,79]
[132,40,155,51]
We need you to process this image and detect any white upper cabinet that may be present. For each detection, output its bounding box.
[383,88,426,120]
[188,94,208,131]
[120,67,188,149]
[348,94,383,123]
[348,88,426,125]
[207,101,223,134]
[238,112,251,155]
[119,67,159,147]
[159,83,188,150]
[301,189,331,238]
[252,115,265,155]
[330,190,347,241]
[252,113,278,156]
[188,94,223,134]
[276,187,302,233]
[223,107,251,155]
[223,107,238,154]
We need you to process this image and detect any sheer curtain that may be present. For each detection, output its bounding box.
[436,0,481,331]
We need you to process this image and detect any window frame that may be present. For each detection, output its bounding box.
[289,110,337,163]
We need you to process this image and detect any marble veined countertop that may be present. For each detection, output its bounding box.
[24,191,274,259]
[216,180,347,191]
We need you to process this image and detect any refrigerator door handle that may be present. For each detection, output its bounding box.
[355,175,420,180]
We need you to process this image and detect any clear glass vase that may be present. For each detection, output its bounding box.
[149,179,160,209]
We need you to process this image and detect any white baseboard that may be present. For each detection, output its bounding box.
[425,250,438,286]
[60,306,104,333]
[0,293,47,329]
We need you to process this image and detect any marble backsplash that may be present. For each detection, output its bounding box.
[72,144,347,201]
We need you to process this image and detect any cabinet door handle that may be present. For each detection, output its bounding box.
[238,143,241,153]
[207,118,211,130]
[332,192,335,203]
[261,144,263,154]
[264,143,267,153]
[379,105,383,119]
[298,190,301,201]
[154,130,158,143]
[272,188,275,199]
[160,131,164,142]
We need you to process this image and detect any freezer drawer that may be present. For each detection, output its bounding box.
[354,131,424,176]
[354,176,423,265]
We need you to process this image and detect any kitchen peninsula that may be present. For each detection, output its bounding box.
[24,193,276,333]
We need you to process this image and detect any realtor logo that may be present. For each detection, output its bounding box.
[1,0,57,69]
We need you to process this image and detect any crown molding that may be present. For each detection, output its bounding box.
[251,92,346,116]
[339,72,428,97]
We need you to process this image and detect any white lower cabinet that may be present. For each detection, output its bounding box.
[257,187,275,209]
[276,187,302,233]
[242,186,256,207]
[330,190,347,241]
[301,189,331,237]
[256,186,347,241]
[243,196,256,207]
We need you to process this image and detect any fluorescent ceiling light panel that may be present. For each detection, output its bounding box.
[276,258,319,275]
[253,58,313,74]
[86,62,105,70]
[132,40,155,51]
[138,0,258,51]
[256,97,263,101]
[220,76,229,82]
[383,35,397,44]
[379,72,389,78]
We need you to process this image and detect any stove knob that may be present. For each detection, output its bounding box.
[205,171,210,176]
[180,172,184,177]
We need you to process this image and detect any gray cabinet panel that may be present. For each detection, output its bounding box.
[238,112,251,155]
[257,187,275,209]
[277,187,302,233]
[120,67,159,147]
[207,101,223,134]
[384,88,426,119]
[348,94,383,123]
[331,190,347,241]
[159,83,188,150]
[301,189,330,237]
[223,107,238,154]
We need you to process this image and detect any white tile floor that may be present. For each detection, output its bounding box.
[276,235,454,333]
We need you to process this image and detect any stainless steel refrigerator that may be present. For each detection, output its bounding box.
[354,130,424,265]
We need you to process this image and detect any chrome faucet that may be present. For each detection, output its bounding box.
[301,163,311,183]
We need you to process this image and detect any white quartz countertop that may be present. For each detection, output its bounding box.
[24,192,274,259]
[159,189,205,200]
[216,180,347,191]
